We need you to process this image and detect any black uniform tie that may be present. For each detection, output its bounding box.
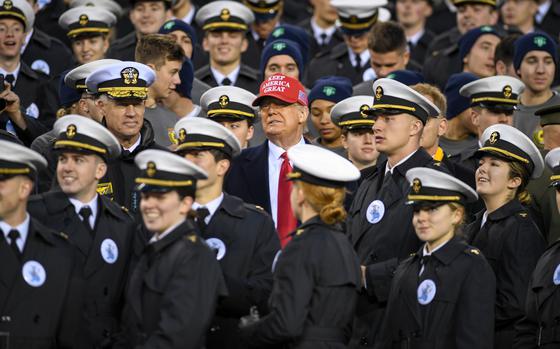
[79,206,93,233]
[196,207,210,234]
[4,74,15,88]
[221,77,232,86]
[8,229,21,259]
[355,53,362,71]
[320,33,328,46]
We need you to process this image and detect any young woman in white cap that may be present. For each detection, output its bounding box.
[239,144,362,348]
[376,167,496,349]
[514,147,560,348]
[465,124,547,349]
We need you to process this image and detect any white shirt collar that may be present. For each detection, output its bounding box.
[480,210,489,228]
[123,135,142,153]
[192,192,225,224]
[348,48,370,68]
[0,62,21,86]
[422,239,450,256]
[407,29,424,47]
[69,195,99,229]
[149,218,186,244]
[310,18,336,44]
[536,0,551,23]
[22,28,33,54]
[211,65,241,86]
[385,149,418,175]
[1,213,31,252]
[184,104,201,119]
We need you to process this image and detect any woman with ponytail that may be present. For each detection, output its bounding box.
[465,124,547,349]
[240,144,362,348]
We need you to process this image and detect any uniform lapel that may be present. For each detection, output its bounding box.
[242,142,271,213]
[0,237,19,311]
[399,259,423,328]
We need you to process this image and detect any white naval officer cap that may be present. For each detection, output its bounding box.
[287,144,360,187]
[59,6,117,39]
[476,124,544,179]
[134,149,208,193]
[200,86,258,122]
[0,0,34,32]
[69,0,124,17]
[459,75,524,110]
[330,95,375,131]
[368,78,440,124]
[545,147,560,188]
[330,0,390,35]
[173,116,242,158]
[0,139,46,179]
[405,167,478,206]
[64,59,121,91]
[195,0,255,31]
[86,61,155,100]
[52,114,121,161]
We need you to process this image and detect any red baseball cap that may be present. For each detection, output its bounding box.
[252,74,308,107]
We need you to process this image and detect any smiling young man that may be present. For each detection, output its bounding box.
[135,34,184,147]
[346,78,441,348]
[59,6,117,65]
[512,32,560,144]
[116,149,227,348]
[28,115,135,349]
[107,0,172,61]
[174,117,279,349]
[85,61,165,212]
[195,1,260,94]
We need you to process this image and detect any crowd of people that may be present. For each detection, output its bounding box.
[1,0,560,348]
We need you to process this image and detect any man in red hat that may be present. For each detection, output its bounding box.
[225,73,308,247]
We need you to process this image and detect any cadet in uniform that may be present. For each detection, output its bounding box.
[58,5,117,65]
[27,115,136,348]
[376,168,496,348]
[346,78,441,348]
[465,124,547,349]
[240,144,362,348]
[115,149,227,348]
[0,140,77,348]
[514,148,560,348]
[448,75,525,188]
[194,1,261,94]
[174,117,280,349]
[199,85,257,149]
[85,61,165,212]
[305,0,390,87]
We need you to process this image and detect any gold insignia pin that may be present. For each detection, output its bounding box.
[146,161,157,177]
[470,249,480,255]
[519,212,528,217]
[503,85,512,98]
[220,8,231,21]
[178,128,187,142]
[296,229,305,236]
[412,178,422,193]
[121,67,139,85]
[489,131,499,144]
[219,95,229,108]
[66,124,77,138]
[79,14,89,26]
[375,86,383,100]
[4,0,12,10]
[360,104,370,117]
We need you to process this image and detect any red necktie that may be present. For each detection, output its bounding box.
[277,152,297,248]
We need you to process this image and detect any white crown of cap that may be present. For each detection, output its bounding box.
[200,86,257,112]
[59,6,117,29]
[195,0,255,26]
[173,117,242,157]
[135,149,208,180]
[405,167,478,202]
[85,61,156,93]
[1,0,35,32]
[373,78,441,117]
[0,139,47,171]
[545,147,560,169]
[288,144,360,183]
[64,59,122,89]
[459,75,525,97]
[69,0,124,17]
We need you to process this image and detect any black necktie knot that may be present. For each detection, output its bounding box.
[221,77,232,86]
[4,74,15,88]
[7,229,21,259]
[196,207,210,233]
[79,206,93,231]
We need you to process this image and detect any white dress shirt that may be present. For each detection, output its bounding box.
[385,149,418,175]
[211,65,241,86]
[0,62,21,87]
[123,135,142,153]
[193,193,225,225]
[420,239,450,275]
[348,49,370,69]
[149,218,186,244]
[268,138,305,227]
[407,29,424,48]
[70,195,99,229]
[310,18,336,45]
[1,213,31,252]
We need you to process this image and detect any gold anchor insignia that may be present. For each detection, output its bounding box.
[412,178,422,193]
[219,95,229,108]
[121,67,139,85]
[66,124,77,138]
[178,128,187,142]
[360,104,370,117]
[220,8,231,21]
[503,85,512,98]
[489,131,499,144]
[79,14,89,26]
[375,86,383,100]
[146,161,157,177]
[350,15,358,23]
[4,0,12,10]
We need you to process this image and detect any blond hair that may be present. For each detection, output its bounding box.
[297,181,347,225]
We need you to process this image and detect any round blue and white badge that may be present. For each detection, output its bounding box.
[206,238,226,260]
[22,260,46,287]
[31,59,50,76]
[271,250,282,273]
[366,200,385,224]
[553,264,560,285]
[417,279,437,305]
[100,239,119,264]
